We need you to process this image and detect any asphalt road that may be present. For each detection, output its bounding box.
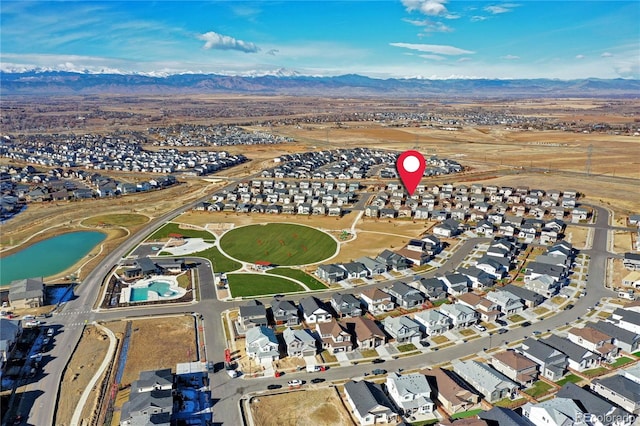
[14,192,619,426]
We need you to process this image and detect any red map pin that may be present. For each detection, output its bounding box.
[396,150,426,196]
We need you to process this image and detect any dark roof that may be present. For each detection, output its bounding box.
[299,296,325,314]
[9,278,44,300]
[502,284,546,303]
[239,300,267,318]
[134,257,159,274]
[542,335,597,362]
[612,308,640,326]
[556,383,615,417]
[589,321,639,345]
[344,380,395,418]
[593,375,640,402]
[478,406,535,426]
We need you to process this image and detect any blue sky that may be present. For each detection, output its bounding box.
[1,1,638,79]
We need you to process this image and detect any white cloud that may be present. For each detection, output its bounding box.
[266,49,279,56]
[402,0,449,17]
[403,18,453,32]
[501,55,520,60]
[601,52,613,57]
[419,54,446,60]
[457,57,472,62]
[390,42,474,55]
[197,31,259,53]
[470,15,488,22]
[485,3,519,14]
[576,54,585,59]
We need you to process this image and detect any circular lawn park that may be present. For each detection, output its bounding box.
[219,223,337,266]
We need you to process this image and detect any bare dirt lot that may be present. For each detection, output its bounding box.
[249,387,354,426]
[56,326,111,426]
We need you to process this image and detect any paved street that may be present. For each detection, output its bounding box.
[13,195,622,426]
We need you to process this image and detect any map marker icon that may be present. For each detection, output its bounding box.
[396,150,426,196]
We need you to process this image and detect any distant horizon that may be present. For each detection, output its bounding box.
[1,1,639,80]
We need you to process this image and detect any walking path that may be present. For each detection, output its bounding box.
[70,322,117,426]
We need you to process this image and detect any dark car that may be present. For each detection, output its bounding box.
[372,368,387,375]
[267,384,282,390]
[522,321,532,327]
[565,304,574,310]
[311,378,325,384]
[372,358,385,364]
[498,328,508,334]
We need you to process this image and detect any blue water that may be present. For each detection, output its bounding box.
[0,231,105,286]
[130,281,177,302]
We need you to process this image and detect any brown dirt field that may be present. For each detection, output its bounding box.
[250,387,354,426]
[56,326,112,426]
[332,233,409,264]
[613,230,635,253]
[108,315,197,387]
[564,225,591,249]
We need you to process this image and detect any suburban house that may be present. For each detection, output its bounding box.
[423,368,481,415]
[316,319,353,353]
[591,375,640,415]
[486,290,525,315]
[609,308,640,334]
[457,266,495,290]
[415,277,448,300]
[299,296,332,324]
[556,382,632,426]
[270,298,299,326]
[502,284,546,308]
[413,309,451,336]
[238,300,268,332]
[0,318,21,365]
[542,335,600,371]
[433,218,462,237]
[452,360,519,403]
[439,303,479,329]
[8,278,45,309]
[316,264,347,283]
[344,380,398,425]
[478,407,535,426]
[120,369,174,426]
[385,282,425,308]
[282,327,317,358]
[359,288,394,315]
[439,273,470,295]
[356,256,387,276]
[382,315,422,343]
[521,398,586,426]
[491,350,539,387]
[457,292,501,323]
[376,250,413,271]
[330,293,363,318]
[589,321,640,354]
[524,274,560,297]
[122,257,161,279]
[347,316,386,349]
[567,326,619,362]
[245,326,280,364]
[475,256,507,279]
[516,338,567,381]
[385,372,435,417]
[340,262,370,279]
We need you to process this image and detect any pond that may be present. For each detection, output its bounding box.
[0,231,105,286]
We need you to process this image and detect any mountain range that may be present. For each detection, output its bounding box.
[1,71,638,97]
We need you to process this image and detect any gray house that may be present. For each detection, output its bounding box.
[386,282,425,308]
[316,264,347,283]
[330,293,362,318]
[452,360,518,403]
[299,296,332,324]
[344,380,398,425]
[270,298,299,326]
[516,337,567,381]
[283,327,317,358]
[382,315,422,343]
[120,369,174,426]
[238,300,268,331]
[591,375,640,415]
[8,278,45,309]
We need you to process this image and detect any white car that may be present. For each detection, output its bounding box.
[474,324,487,332]
[287,379,302,387]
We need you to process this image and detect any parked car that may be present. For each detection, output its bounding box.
[311,378,325,384]
[287,379,302,388]
[522,321,532,327]
[226,369,240,378]
[498,328,508,334]
[267,384,282,390]
[371,368,387,376]
[474,324,487,332]
[372,358,385,364]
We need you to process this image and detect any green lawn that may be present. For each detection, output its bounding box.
[396,343,417,353]
[219,223,336,266]
[147,222,215,241]
[524,381,553,398]
[190,246,241,273]
[450,409,483,420]
[408,420,439,426]
[267,267,327,290]
[582,367,608,378]
[555,374,582,386]
[82,213,149,228]
[226,273,304,297]
[493,397,527,408]
[608,356,634,368]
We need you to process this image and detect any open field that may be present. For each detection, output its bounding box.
[146,222,215,241]
[81,213,150,228]
[56,326,112,426]
[189,246,242,273]
[249,387,354,426]
[227,273,304,297]
[220,223,337,266]
[105,315,197,387]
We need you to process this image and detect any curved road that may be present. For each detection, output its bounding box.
[19,193,619,425]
